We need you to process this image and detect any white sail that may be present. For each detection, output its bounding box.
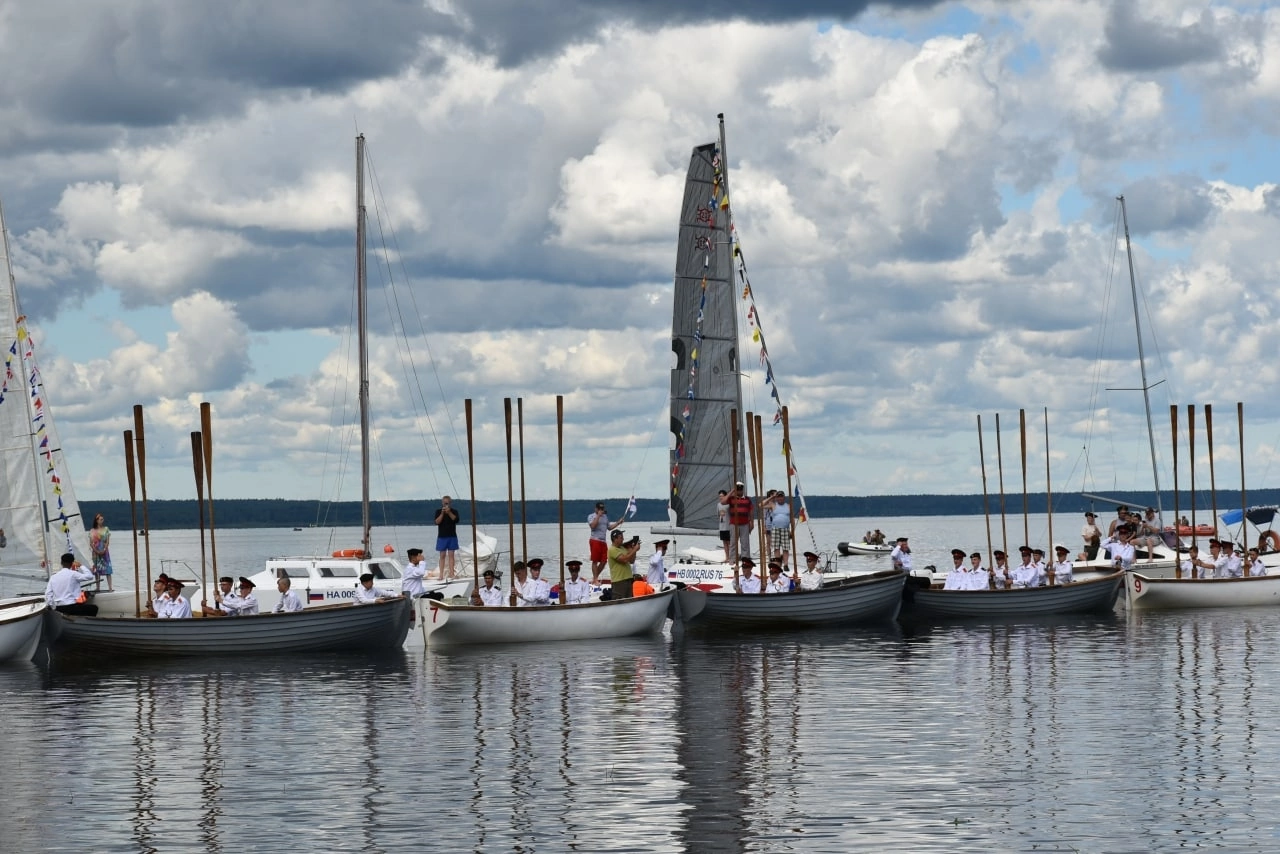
[0,198,88,578]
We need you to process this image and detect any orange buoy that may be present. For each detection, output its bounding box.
[383,544,394,554]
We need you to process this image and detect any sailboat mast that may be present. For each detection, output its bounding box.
[718,113,747,478]
[1118,195,1163,520]
[0,198,51,572]
[356,135,371,554]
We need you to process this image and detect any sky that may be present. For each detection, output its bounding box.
[4,0,1280,508]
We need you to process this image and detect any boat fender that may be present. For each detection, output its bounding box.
[1259,531,1280,554]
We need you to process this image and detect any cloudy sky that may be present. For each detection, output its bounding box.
[4,0,1280,509]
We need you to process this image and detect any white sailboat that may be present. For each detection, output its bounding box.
[0,596,45,662]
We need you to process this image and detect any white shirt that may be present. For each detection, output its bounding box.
[991,563,1011,589]
[226,592,259,616]
[563,577,592,604]
[966,565,990,590]
[1211,553,1230,578]
[274,590,304,613]
[764,575,789,593]
[476,584,507,607]
[1010,563,1043,589]
[890,545,912,573]
[1222,554,1243,578]
[799,569,823,591]
[519,575,551,606]
[647,552,667,588]
[45,566,95,606]
[160,595,192,619]
[736,573,761,594]
[402,560,428,597]
[1051,560,1073,585]
[353,585,383,604]
[943,563,968,590]
[1181,557,1202,579]
[1250,558,1267,577]
[1106,541,1136,570]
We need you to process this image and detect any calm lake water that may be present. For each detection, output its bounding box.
[4,516,1279,851]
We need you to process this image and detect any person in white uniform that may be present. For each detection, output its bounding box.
[735,559,761,594]
[470,569,507,607]
[990,550,1012,589]
[797,551,824,591]
[203,576,236,616]
[401,548,428,599]
[890,537,912,575]
[273,576,304,613]
[159,577,192,619]
[764,563,790,593]
[516,559,551,606]
[1247,548,1267,577]
[45,552,98,615]
[1050,545,1073,585]
[354,572,393,604]
[942,549,969,590]
[1222,543,1244,578]
[223,577,260,616]
[965,552,990,590]
[1103,528,1136,571]
[562,561,592,604]
[647,540,669,589]
[1181,544,1207,578]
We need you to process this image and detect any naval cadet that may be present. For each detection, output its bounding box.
[470,569,507,607]
[990,550,1011,589]
[159,577,192,619]
[354,572,392,604]
[1050,545,1073,585]
[273,576,304,613]
[798,551,824,591]
[647,539,669,589]
[764,562,790,593]
[223,577,260,616]
[735,558,761,594]
[942,548,968,590]
[518,559,551,606]
[563,560,592,604]
[202,576,236,616]
[890,537,912,574]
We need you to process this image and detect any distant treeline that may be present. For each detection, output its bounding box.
[81,490,1280,530]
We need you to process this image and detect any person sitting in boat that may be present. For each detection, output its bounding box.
[648,540,669,590]
[1050,545,1073,585]
[159,577,192,619]
[890,538,912,574]
[1081,512,1102,561]
[562,561,592,604]
[966,552,990,590]
[1107,506,1129,539]
[1010,547,1044,589]
[273,576,304,613]
[632,572,656,597]
[45,552,98,616]
[508,561,528,606]
[355,572,394,604]
[469,569,506,607]
[797,551,824,591]
[734,558,761,594]
[201,576,236,616]
[223,578,260,616]
[402,548,428,599]
[1031,548,1048,580]
[764,562,790,593]
[1102,527,1136,571]
[942,549,969,590]
[1221,542,1244,578]
[1247,548,1267,577]
[871,529,886,546]
[1135,508,1162,561]
[145,573,172,616]
[1180,544,1206,579]
[515,559,552,606]
[990,550,1011,589]
[1203,540,1230,578]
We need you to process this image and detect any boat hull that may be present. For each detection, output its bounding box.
[47,597,411,656]
[0,597,46,662]
[837,541,892,556]
[1126,572,1280,610]
[678,571,905,629]
[904,572,1124,619]
[422,589,675,646]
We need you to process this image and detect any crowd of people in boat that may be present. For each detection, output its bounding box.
[938,545,1077,590]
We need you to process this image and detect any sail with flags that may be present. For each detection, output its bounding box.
[663,140,745,535]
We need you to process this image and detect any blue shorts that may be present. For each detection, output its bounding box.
[436,536,459,552]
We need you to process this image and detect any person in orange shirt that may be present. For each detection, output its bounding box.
[631,574,655,597]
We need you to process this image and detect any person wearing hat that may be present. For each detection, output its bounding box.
[508,560,528,606]
[516,559,551,606]
[734,558,760,594]
[966,552,990,590]
[221,577,260,616]
[159,577,192,619]
[1051,545,1074,586]
[470,569,507,607]
[608,530,642,599]
[719,481,754,562]
[202,576,237,616]
[1246,547,1267,578]
[990,550,1011,589]
[273,576,304,613]
[563,561,591,604]
[1101,526,1136,571]
[355,572,394,605]
[1223,542,1244,578]
[942,548,970,590]
[1081,512,1102,561]
[1181,543,1207,579]
[890,537,912,575]
[797,551,824,591]
[588,502,625,583]
[764,562,790,594]
[647,540,670,589]
[1010,547,1043,589]
[1030,548,1048,581]
[44,552,98,616]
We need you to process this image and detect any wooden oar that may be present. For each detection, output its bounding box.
[744,409,759,576]
[465,399,480,592]
[504,398,515,578]
[977,415,994,588]
[123,430,141,616]
[133,405,153,595]
[753,413,766,593]
[1206,404,1218,541]
[556,394,565,601]
[190,431,208,610]
[1044,408,1055,586]
[1238,401,1247,575]
[995,412,1008,558]
[1187,405,1197,549]
[730,408,740,587]
[517,398,527,562]
[1019,409,1029,551]
[1171,405,1180,578]
[200,403,218,577]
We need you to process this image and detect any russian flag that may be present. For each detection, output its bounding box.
[308,592,324,602]
[668,570,678,580]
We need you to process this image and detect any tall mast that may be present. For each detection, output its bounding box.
[718,113,747,478]
[0,198,51,571]
[1118,195,1163,520]
[356,135,371,554]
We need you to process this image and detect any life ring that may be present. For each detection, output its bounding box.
[331,548,361,558]
[1259,531,1280,554]
[1168,524,1216,537]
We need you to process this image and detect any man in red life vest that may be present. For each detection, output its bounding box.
[720,481,754,562]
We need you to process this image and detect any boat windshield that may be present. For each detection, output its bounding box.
[367,562,400,580]
[318,565,360,578]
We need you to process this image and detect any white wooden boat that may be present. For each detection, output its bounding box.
[903,571,1124,619]
[421,589,676,646]
[249,549,480,611]
[46,596,410,656]
[0,596,46,662]
[837,541,893,556]
[677,570,904,630]
[669,548,863,589]
[1125,571,1280,610]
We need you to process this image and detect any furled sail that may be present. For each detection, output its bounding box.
[666,142,744,533]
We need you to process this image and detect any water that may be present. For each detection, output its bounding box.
[5,517,1279,851]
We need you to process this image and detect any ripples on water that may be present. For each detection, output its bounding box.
[2,609,1279,852]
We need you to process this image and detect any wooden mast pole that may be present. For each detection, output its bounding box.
[1019,409,1029,551]
[1188,405,1197,550]
[465,399,479,591]
[504,398,515,578]
[1206,404,1218,542]
[1239,401,1248,575]
[517,398,528,563]
[977,415,995,588]
[200,402,218,578]
[190,431,208,611]
[1044,409,1055,585]
[133,405,152,594]
[995,413,1008,558]
[1171,405,1180,578]
[557,395,565,599]
[123,430,141,616]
